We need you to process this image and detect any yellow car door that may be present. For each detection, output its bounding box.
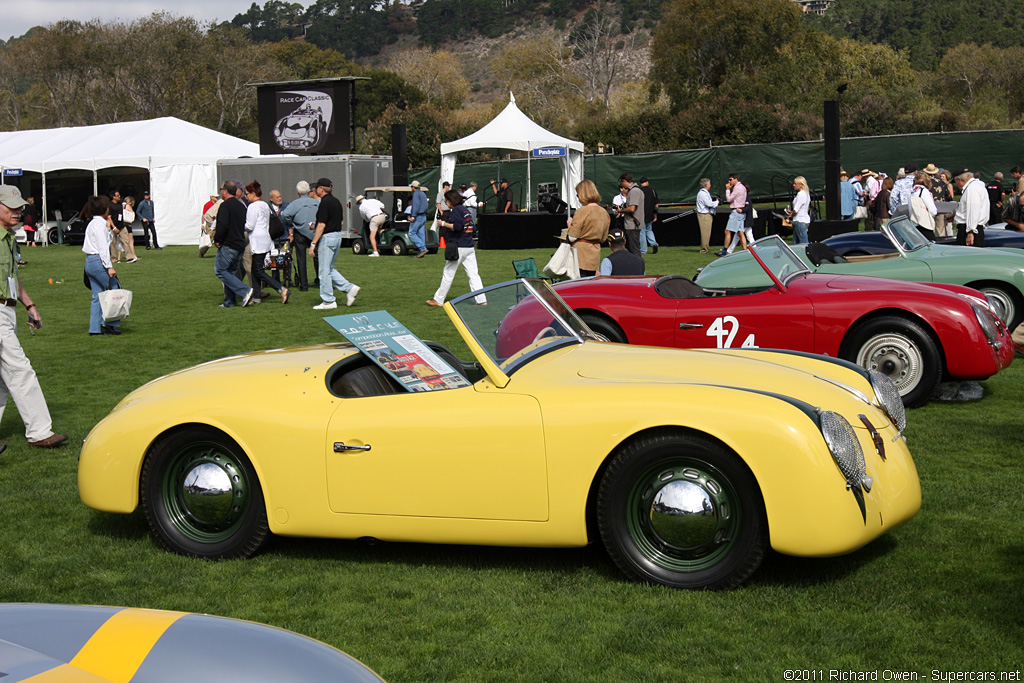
[325,387,549,521]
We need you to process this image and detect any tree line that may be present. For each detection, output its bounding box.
[1,0,1021,169]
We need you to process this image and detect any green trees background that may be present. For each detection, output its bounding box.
[1,0,1021,167]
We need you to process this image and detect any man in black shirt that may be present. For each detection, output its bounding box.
[490,178,514,213]
[213,181,254,308]
[308,177,360,310]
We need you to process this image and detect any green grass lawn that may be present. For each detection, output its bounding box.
[1,242,1022,681]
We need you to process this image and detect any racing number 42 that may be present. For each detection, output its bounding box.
[706,316,757,349]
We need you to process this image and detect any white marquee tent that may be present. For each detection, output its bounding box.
[439,94,584,210]
[0,117,261,245]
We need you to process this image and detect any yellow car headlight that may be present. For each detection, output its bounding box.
[869,369,906,434]
[820,410,872,493]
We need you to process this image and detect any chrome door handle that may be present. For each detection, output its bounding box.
[334,442,371,452]
[679,322,704,329]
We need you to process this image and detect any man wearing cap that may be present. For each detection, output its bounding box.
[309,178,360,310]
[924,164,951,237]
[616,173,645,256]
[839,170,857,221]
[281,180,319,291]
[890,163,917,214]
[436,181,451,220]
[490,179,513,213]
[356,194,386,258]
[639,176,659,255]
[138,190,158,250]
[0,186,69,450]
[600,227,645,276]
[409,180,429,257]
[952,168,989,247]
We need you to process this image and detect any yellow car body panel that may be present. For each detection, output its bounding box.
[79,336,919,558]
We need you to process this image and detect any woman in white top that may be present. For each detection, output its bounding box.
[82,195,120,335]
[787,176,812,245]
[244,180,289,304]
[910,171,938,238]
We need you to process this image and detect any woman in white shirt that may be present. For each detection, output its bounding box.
[787,176,812,245]
[82,195,120,335]
[910,171,938,238]
[244,180,289,304]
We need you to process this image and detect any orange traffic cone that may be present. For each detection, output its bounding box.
[439,235,446,248]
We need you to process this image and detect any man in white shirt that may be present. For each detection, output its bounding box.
[356,195,387,257]
[952,168,989,247]
[460,182,480,222]
[695,178,719,253]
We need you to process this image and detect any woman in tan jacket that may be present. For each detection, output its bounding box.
[567,180,610,277]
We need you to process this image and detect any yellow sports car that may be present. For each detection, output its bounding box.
[79,279,921,590]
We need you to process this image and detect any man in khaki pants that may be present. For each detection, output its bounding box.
[695,178,719,253]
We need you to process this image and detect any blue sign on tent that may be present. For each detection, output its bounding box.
[532,147,566,158]
[3,169,22,177]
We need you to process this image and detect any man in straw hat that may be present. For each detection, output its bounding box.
[922,164,951,237]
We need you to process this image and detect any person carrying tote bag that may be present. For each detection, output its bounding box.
[98,276,132,323]
[81,195,122,335]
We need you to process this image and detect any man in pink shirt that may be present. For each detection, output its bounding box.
[716,173,747,257]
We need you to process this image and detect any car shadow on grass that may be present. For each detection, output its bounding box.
[85,509,150,540]
[749,536,900,588]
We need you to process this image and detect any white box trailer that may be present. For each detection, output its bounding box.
[216,154,393,243]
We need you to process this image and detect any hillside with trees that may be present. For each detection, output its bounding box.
[1,0,1022,167]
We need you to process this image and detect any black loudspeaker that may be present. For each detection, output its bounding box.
[823,100,841,221]
[391,124,408,186]
[539,193,567,215]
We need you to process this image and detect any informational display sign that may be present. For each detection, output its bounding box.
[532,147,566,158]
[324,311,471,392]
[256,80,353,155]
[2,169,22,177]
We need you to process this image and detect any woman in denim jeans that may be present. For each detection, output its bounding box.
[81,195,121,335]
[787,176,811,245]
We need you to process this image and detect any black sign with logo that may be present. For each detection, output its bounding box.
[256,80,353,155]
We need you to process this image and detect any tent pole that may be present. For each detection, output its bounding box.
[527,154,531,212]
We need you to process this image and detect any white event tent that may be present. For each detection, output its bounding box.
[440,94,584,210]
[0,117,260,245]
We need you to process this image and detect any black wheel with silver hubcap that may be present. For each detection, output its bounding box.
[141,427,268,559]
[597,432,767,590]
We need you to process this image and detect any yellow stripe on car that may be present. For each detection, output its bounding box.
[69,608,185,682]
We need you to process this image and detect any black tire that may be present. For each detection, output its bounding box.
[47,226,59,244]
[140,426,269,559]
[391,239,408,256]
[428,247,439,255]
[841,315,942,408]
[579,312,627,343]
[351,239,365,255]
[974,285,1021,330]
[597,432,768,590]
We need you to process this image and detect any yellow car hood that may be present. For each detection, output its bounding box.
[117,343,357,405]
[573,343,875,412]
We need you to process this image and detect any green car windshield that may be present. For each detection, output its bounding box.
[884,216,930,253]
[748,235,811,285]
[450,279,598,373]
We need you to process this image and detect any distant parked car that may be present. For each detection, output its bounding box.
[61,215,147,246]
[695,215,1024,331]
[823,223,1024,255]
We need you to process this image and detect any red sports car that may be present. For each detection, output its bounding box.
[497,236,1013,407]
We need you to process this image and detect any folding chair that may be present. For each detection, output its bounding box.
[511,258,552,281]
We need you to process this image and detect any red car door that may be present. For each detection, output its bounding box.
[671,287,817,351]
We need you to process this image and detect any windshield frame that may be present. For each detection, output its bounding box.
[448,278,598,380]
[883,216,930,255]
[747,235,812,290]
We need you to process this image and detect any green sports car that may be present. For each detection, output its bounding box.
[695,215,1024,330]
